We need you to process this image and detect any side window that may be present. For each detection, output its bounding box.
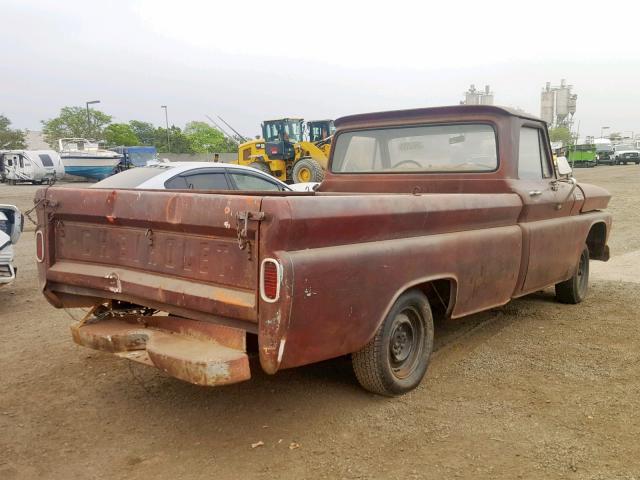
[229,172,281,191]
[182,172,230,190]
[519,127,551,180]
[39,154,54,167]
[164,175,189,189]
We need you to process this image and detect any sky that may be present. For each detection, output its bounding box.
[2,0,639,139]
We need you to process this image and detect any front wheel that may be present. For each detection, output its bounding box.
[555,244,590,304]
[352,290,434,396]
[292,157,324,183]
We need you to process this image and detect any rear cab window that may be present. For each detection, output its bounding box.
[331,124,497,173]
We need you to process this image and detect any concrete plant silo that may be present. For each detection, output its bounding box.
[463,84,494,105]
[541,82,555,125]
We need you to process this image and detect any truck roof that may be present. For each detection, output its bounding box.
[334,105,541,129]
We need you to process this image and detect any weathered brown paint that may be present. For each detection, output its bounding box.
[36,105,611,387]
[71,316,249,386]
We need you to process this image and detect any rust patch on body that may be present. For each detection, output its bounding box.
[71,316,250,386]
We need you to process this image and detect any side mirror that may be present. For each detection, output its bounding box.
[557,156,573,177]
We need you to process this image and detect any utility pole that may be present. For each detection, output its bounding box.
[161,105,171,151]
[85,100,100,137]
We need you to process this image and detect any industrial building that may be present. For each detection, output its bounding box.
[461,84,494,105]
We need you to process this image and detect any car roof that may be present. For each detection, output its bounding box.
[137,162,290,188]
[334,104,541,129]
[147,161,274,175]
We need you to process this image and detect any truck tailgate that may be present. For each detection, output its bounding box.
[37,187,263,323]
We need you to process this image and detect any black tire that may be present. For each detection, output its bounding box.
[555,244,590,304]
[248,161,272,175]
[292,157,324,183]
[352,290,434,396]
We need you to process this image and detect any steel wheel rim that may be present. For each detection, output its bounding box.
[388,307,424,379]
[577,250,589,295]
[299,167,311,182]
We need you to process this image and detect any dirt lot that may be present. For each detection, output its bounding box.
[1,166,639,480]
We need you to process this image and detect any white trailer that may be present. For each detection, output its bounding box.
[0,150,65,184]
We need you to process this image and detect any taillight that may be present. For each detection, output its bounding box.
[35,230,44,262]
[260,258,281,303]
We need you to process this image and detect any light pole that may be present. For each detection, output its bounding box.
[600,126,609,139]
[161,105,170,151]
[86,100,100,137]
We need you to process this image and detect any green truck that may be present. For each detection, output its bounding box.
[568,144,597,168]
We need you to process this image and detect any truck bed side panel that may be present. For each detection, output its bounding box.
[259,193,523,370]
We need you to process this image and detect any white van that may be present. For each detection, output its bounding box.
[0,150,65,184]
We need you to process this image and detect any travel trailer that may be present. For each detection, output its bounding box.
[0,150,65,184]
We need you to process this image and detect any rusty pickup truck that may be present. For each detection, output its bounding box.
[35,105,611,396]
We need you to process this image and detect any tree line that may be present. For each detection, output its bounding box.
[0,107,240,153]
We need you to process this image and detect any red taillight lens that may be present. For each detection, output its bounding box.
[35,230,44,262]
[260,259,281,303]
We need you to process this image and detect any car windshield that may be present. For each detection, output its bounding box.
[92,166,171,188]
[332,124,498,173]
[263,123,281,142]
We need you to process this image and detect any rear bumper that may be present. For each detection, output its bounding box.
[0,262,16,285]
[72,315,250,386]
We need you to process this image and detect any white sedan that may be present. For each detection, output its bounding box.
[92,162,317,192]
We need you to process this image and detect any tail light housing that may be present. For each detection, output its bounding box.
[260,258,281,303]
[35,230,44,262]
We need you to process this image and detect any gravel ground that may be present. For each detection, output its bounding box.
[1,165,639,480]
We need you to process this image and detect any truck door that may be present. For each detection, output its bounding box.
[513,125,581,294]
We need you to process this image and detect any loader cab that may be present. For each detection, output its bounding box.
[262,118,303,161]
[308,120,335,143]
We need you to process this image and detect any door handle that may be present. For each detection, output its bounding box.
[528,190,542,197]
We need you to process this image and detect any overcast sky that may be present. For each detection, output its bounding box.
[2,0,639,138]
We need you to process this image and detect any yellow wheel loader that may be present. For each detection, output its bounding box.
[235,118,334,183]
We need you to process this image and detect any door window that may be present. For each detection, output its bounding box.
[164,170,230,190]
[228,172,282,191]
[519,127,552,180]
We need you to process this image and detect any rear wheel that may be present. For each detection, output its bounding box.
[248,161,272,175]
[555,244,590,304]
[292,158,324,183]
[352,290,434,396]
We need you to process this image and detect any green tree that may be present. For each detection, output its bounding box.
[154,126,194,153]
[0,115,26,149]
[549,126,573,146]
[104,123,139,146]
[129,120,156,145]
[41,106,112,147]
[184,121,234,153]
